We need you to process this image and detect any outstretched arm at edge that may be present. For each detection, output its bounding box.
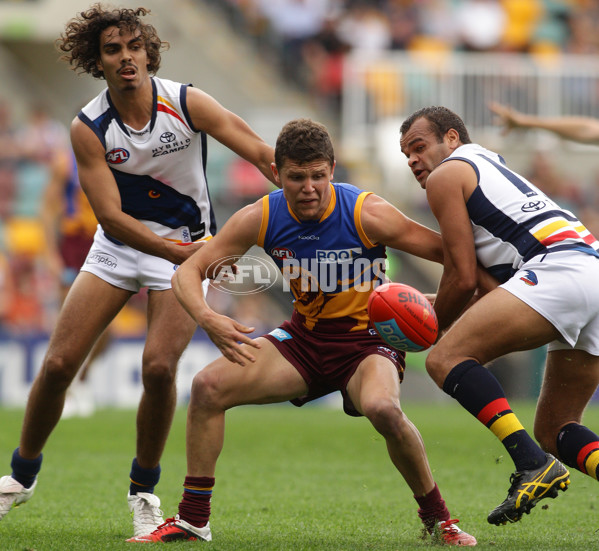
[489,101,599,144]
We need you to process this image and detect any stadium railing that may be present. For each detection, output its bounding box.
[340,51,599,155]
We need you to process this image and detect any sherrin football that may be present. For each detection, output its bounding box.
[368,282,438,352]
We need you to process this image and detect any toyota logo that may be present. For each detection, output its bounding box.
[521,201,546,212]
[160,132,176,143]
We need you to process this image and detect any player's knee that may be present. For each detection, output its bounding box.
[362,397,403,435]
[424,348,447,388]
[141,358,177,391]
[189,368,224,410]
[40,353,79,391]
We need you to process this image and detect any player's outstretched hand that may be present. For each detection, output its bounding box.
[488,101,522,135]
[201,312,261,366]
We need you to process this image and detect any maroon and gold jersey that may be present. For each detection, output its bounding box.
[258,183,387,332]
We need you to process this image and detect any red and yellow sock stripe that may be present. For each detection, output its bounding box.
[476,398,525,441]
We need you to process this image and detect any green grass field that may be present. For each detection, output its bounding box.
[0,401,598,550]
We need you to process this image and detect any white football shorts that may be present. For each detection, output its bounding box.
[500,250,599,355]
[81,227,180,292]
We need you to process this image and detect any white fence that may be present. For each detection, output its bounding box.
[341,51,599,155]
[0,336,221,408]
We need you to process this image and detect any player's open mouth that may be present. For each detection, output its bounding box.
[119,66,136,78]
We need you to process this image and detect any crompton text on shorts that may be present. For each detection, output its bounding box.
[500,251,599,355]
[81,228,179,292]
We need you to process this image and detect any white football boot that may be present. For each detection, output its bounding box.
[128,492,165,537]
[0,475,37,519]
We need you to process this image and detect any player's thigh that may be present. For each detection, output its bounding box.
[196,337,309,409]
[535,349,599,436]
[48,271,132,362]
[346,354,401,415]
[143,288,198,364]
[431,287,560,369]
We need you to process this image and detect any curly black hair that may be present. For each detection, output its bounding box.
[56,3,168,79]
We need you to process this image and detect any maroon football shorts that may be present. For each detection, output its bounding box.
[263,313,405,417]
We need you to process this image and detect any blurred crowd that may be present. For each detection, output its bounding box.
[207,0,599,114]
[0,100,70,337]
[4,0,599,338]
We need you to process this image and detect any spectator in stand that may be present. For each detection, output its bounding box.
[1,104,70,337]
[563,10,599,55]
[454,0,507,52]
[0,100,19,223]
[259,0,329,86]
[499,0,544,52]
[301,13,351,114]
[387,2,420,50]
[1,254,46,335]
[17,103,70,165]
[336,2,392,55]
[10,104,69,254]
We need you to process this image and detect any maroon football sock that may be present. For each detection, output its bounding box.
[414,483,450,533]
[178,476,215,528]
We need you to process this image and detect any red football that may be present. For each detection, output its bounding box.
[368,282,438,352]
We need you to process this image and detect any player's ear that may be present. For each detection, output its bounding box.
[446,128,461,149]
[271,162,280,183]
[330,160,336,181]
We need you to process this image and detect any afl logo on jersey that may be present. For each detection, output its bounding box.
[160,132,176,143]
[106,148,130,164]
[149,190,161,199]
[270,247,295,260]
